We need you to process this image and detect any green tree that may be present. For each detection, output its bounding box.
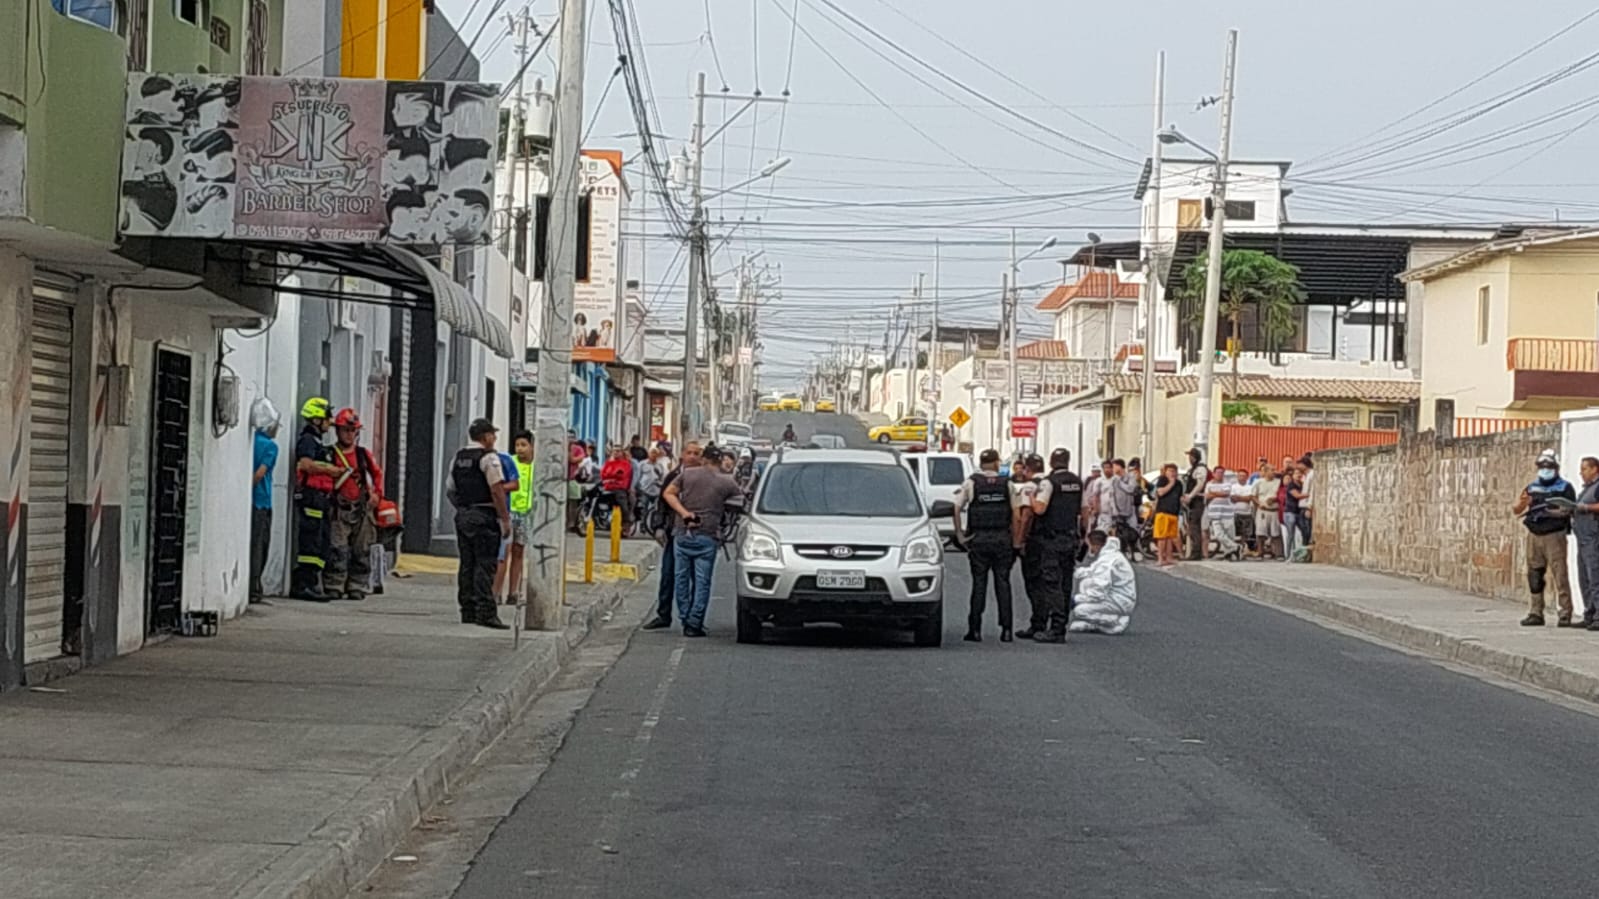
[1222,400,1276,425]
[1174,249,1305,396]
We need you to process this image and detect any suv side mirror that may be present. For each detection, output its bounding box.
[929,499,955,517]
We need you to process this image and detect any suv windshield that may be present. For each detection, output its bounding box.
[757,463,922,517]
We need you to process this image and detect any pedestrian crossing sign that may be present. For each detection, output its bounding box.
[948,406,971,428]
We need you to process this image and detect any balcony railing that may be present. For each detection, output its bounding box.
[1506,338,1598,372]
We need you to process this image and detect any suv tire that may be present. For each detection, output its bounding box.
[736,601,763,644]
[913,602,943,647]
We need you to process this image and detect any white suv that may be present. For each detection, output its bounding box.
[734,448,945,646]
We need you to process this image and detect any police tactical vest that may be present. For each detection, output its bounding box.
[967,473,1011,533]
[452,447,494,507]
[1039,468,1084,538]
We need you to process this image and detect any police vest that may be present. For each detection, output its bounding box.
[1525,476,1574,535]
[966,472,1011,533]
[452,447,495,507]
[1038,469,1084,538]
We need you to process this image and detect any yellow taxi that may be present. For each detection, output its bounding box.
[779,395,803,412]
[814,398,837,413]
[758,395,782,412]
[868,416,930,444]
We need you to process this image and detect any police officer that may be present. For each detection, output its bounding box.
[292,397,340,601]
[449,418,510,629]
[1014,454,1048,638]
[1030,448,1085,643]
[955,449,1016,643]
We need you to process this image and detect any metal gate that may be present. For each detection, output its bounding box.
[23,299,74,664]
[148,348,191,636]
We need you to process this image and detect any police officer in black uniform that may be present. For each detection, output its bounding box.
[955,449,1017,643]
[1030,448,1085,643]
[448,418,510,629]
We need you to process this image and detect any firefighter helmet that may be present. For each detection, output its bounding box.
[332,407,362,430]
[300,396,331,421]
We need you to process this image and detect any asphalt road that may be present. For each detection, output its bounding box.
[451,548,1599,899]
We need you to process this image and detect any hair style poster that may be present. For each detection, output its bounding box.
[119,73,500,245]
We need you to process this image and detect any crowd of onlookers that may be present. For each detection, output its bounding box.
[564,433,676,535]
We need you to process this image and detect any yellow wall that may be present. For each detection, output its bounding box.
[1507,247,1599,338]
[1418,257,1513,430]
[341,0,426,79]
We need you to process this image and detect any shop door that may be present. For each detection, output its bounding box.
[147,349,191,636]
[23,300,74,664]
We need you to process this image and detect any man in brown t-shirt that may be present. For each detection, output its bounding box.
[663,444,744,636]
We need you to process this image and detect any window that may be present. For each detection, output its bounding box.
[1476,285,1490,345]
[52,0,123,32]
[927,457,965,486]
[533,195,592,282]
[1177,199,1204,231]
[904,456,921,477]
[1291,407,1358,429]
[1223,200,1256,221]
[757,463,922,518]
[1369,411,1399,431]
[176,0,202,25]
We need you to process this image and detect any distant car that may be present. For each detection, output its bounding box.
[779,395,803,412]
[807,433,847,449]
[758,396,782,412]
[715,420,754,448]
[868,416,930,444]
[735,448,944,646]
[815,398,837,413]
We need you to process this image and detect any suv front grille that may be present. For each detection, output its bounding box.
[792,544,890,561]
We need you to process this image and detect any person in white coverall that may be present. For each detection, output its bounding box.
[1069,529,1139,635]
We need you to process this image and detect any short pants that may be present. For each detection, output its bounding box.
[511,511,534,546]
[1153,512,1179,541]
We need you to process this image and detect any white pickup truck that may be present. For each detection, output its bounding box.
[899,451,974,545]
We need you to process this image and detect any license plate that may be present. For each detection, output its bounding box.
[816,570,866,590]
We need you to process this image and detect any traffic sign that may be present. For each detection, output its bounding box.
[948,406,971,428]
[1010,415,1038,438]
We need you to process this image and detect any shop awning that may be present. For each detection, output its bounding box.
[231,241,516,359]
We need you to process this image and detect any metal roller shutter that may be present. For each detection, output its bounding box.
[24,300,73,664]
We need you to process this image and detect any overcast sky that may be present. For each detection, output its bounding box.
[440,0,1599,389]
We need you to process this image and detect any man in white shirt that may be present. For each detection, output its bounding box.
[1251,462,1283,559]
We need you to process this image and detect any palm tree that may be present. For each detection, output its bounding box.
[1174,249,1305,397]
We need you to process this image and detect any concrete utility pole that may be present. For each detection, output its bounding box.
[680,71,707,440]
[1139,50,1166,466]
[1007,229,1019,454]
[526,0,586,631]
[1192,29,1238,459]
[930,239,941,432]
[909,274,923,418]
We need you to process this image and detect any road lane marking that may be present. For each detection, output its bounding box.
[593,644,685,854]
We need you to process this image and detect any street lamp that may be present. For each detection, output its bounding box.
[702,157,793,201]
[1158,125,1218,161]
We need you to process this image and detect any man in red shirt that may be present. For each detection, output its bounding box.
[326,408,383,601]
[601,444,635,527]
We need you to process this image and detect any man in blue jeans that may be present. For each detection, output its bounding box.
[662,443,743,637]
[643,443,702,629]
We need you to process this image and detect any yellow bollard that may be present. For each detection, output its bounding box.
[609,509,623,563]
[584,518,595,583]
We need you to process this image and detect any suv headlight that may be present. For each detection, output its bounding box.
[904,534,941,565]
[741,527,781,562]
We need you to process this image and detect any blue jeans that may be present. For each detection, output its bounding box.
[655,536,676,620]
[673,532,719,629]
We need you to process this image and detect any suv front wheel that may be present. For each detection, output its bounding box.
[913,601,944,647]
[736,601,763,644]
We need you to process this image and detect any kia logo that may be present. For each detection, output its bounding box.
[828,545,854,559]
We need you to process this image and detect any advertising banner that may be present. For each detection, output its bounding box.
[119,73,500,244]
[572,150,628,363]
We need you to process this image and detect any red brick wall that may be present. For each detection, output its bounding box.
[1313,425,1560,603]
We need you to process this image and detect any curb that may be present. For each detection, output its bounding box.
[1167,564,1599,707]
[236,545,658,899]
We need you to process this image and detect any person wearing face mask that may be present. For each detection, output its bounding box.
[1511,449,1577,627]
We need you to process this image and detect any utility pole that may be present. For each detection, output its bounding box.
[931,239,941,436]
[707,279,720,429]
[1007,228,1019,455]
[1139,50,1166,466]
[680,71,707,440]
[526,0,586,631]
[1192,29,1238,460]
[909,274,923,418]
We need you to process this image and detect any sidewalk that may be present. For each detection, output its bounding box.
[1168,561,1599,705]
[0,540,658,899]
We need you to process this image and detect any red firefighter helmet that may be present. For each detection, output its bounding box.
[332,407,362,430]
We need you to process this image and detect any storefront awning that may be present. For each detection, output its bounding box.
[234,241,515,359]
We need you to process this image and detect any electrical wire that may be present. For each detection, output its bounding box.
[498,23,560,101]
[583,63,624,143]
[701,0,730,90]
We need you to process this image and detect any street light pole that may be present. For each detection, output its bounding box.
[681,72,707,440]
[1140,50,1166,466]
[1192,29,1238,460]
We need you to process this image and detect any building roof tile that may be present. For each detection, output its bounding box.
[1103,374,1419,403]
[1016,339,1069,359]
[1035,272,1140,311]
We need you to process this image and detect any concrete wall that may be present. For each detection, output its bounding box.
[1313,425,1559,604]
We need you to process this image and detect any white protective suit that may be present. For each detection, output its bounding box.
[1068,537,1139,635]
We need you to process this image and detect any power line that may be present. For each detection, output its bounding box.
[701,0,730,90]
